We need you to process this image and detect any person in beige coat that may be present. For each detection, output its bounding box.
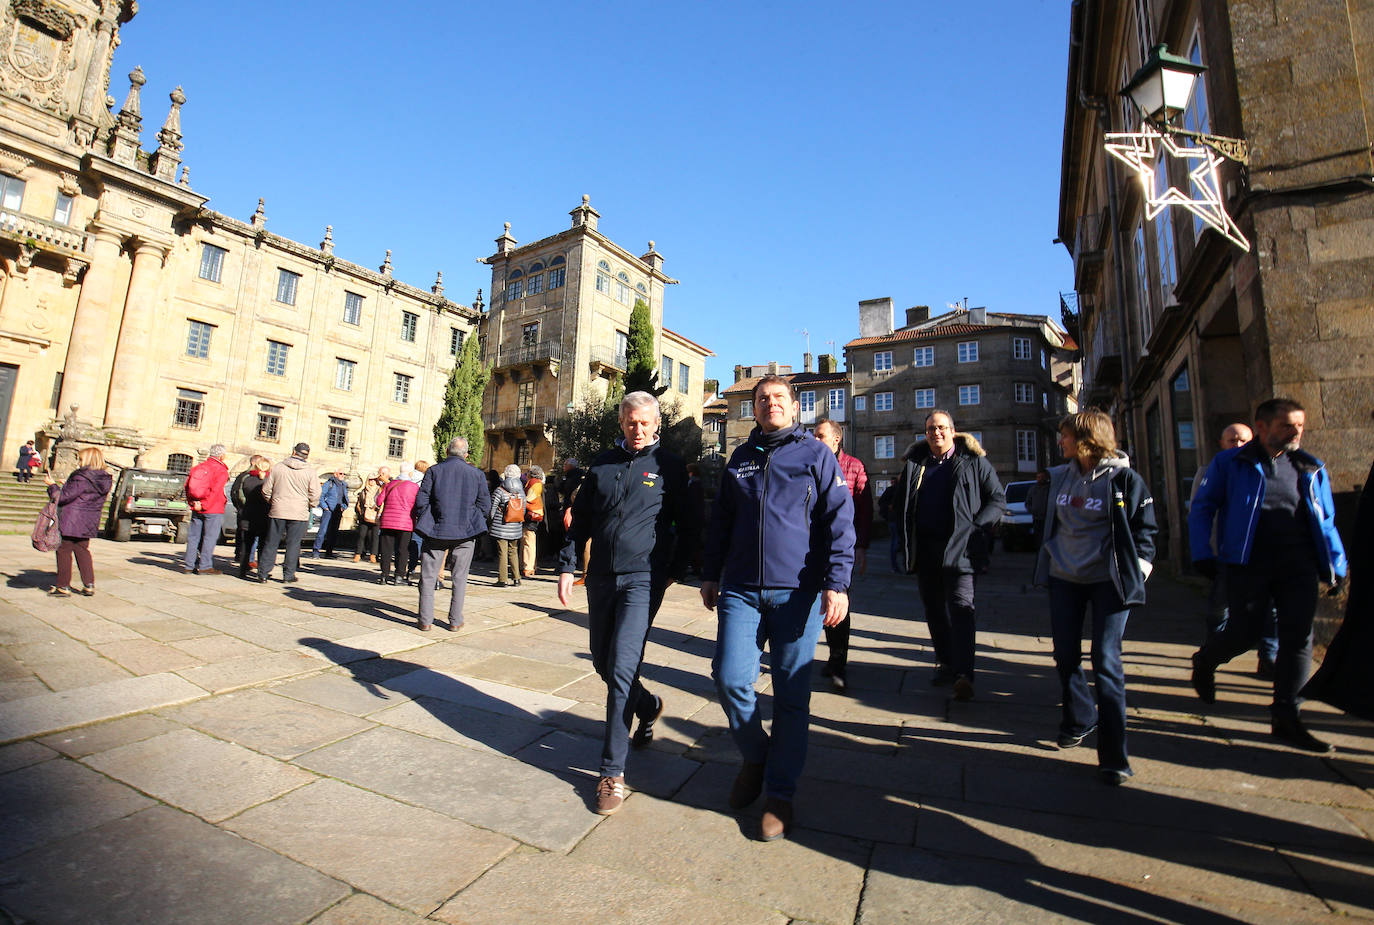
[259,442,320,583]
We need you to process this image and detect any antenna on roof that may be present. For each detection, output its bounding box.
[797,328,811,354]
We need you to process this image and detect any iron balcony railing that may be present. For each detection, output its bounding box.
[486,408,555,430]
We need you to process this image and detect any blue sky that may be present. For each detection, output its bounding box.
[112,1,1073,387]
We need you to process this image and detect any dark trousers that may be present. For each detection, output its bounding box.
[585,571,665,778]
[379,529,412,580]
[1204,567,1279,663]
[354,521,379,558]
[260,518,307,581]
[56,536,94,588]
[495,537,520,583]
[419,538,474,628]
[823,617,851,676]
[237,520,267,577]
[1049,577,1131,773]
[916,551,977,679]
[1201,556,1319,720]
[313,505,344,554]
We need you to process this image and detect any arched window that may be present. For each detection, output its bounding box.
[528,263,544,273]
[167,453,192,474]
[617,271,630,282]
[548,256,566,290]
[598,260,611,270]
[636,282,647,293]
[508,269,523,278]
[551,256,565,266]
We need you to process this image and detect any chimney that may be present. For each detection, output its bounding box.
[570,194,600,231]
[803,352,813,373]
[858,298,895,338]
[969,306,987,325]
[734,364,745,383]
[905,305,929,327]
[768,361,780,376]
[818,354,836,375]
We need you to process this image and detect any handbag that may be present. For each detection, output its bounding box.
[32,498,61,552]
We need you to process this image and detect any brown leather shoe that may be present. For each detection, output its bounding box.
[352,554,361,562]
[729,761,765,810]
[760,797,792,841]
[200,568,223,576]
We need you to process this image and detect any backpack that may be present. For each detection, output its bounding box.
[503,494,525,524]
[32,499,60,552]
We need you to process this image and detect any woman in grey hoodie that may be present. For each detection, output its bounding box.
[488,464,526,587]
[1034,410,1157,787]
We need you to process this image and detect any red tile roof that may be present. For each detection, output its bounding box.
[722,370,849,395]
[845,323,994,349]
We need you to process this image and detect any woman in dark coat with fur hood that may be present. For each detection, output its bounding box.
[44,446,113,596]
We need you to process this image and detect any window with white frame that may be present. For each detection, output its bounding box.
[265,340,289,376]
[327,417,349,452]
[854,395,867,411]
[335,358,355,391]
[739,399,753,419]
[393,372,412,403]
[1132,0,1153,63]
[450,327,464,356]
[595,272,611,296]
[875,435,895,459]
[401,311,418,343]
[1013,336,1032,360]
[874,350,893,372]
[53,193,74,225]
[828,388,845,411]
[343,291,363,325]
[661,355,673,384]
[957,341,979,363]
[958,384,981,405]
[799,390,816,413]
[526,271,543,295]
[387,428,406,459]
[256,404,282,442]
[186,320,213,358]
[1014,382,1035,403]
[275,269,300,305]
[548,257,566,289]
[873,477,892,500]
[914,345,934,367]
[1041,349,1048,369]
[506,276,522,301]
[199,243,226,283]
[1134,223,1153,344]
[0,175,25,210]
[522,322,539,346]
[1016,429,1037,465]
[874,391,893,412]
[678,364,689,393]
[914,388,935,409]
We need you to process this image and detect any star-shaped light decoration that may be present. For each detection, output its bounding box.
[1105,125,1250,252]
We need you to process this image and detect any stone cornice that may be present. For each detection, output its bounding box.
[485,224,679,285]
[81,151,208,212]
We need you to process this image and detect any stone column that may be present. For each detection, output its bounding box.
[58,228,125,422]
[104,240,168,430]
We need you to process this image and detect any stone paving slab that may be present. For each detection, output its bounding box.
[83,727,317,822]
[381,667,577,720]
[225,778,516,914]
[0,738,53,773]
[0,757,153,861]
[369,696,548,756]
[269,670,411,716]
[0,671,207,742]
[433,849,789,925]
[296,725,601,851]
[461,651,592,692]
[1280,846,1374,918]
[176,649,329,694]
[513,727,703,798]
[38,712,180,757]
[96,637,207,674]
[306,894,430,924]
[0,805,350,925]
[170,633,273,661]
[161,689,374,759]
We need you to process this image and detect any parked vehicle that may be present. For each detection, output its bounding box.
[999,480,1036,552]
[106,468,192,542]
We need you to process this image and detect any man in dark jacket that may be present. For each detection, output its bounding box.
[702,375,855,842]
[413,437,490,632]
[892,410,1006,700]
[311,470,350,559]
[557,392,695,816]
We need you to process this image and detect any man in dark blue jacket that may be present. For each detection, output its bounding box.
[1189,398,1348,753]
[557,391,695,816]
[413,437,490,632]
[702,374,855,841]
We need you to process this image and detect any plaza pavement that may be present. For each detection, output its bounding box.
[0,533,1371,924]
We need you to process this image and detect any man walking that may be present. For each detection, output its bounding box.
[183,444,229,575]
[312,469,349,559]
[702,375,854,841]
[1189,398,1348,752]
[892,410,1005,701]
[413,437,490,632]
[814,419,871,691]
[259,443,320,584]
[557,392,695,816]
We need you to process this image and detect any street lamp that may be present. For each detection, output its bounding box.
[1120,44,1248,165]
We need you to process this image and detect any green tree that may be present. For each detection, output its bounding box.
[432,333,490,463]
[549,386,621,465]
[623,298,666,396]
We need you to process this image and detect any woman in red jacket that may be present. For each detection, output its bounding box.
[376,474,419,585]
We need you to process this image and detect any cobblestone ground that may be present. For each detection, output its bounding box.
[0,534,1370,924]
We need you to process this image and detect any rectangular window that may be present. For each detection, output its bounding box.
[854,395,867,411]
[874,391,893,412]
[515,439,532,467]
[615,331,628,368]
[548,266,565,289]
[913,346,934,367]
[1015,382,1035,403]
[265,340,289,376]
[53,193,74,225]
[186,320,213,358]
[616,281,632,304]
[828,388,845,411]
[1016,429,1037,464]
[516,381,535,425]
[678,364,690,394]
[450,327,464,356]
[327,417,349,452]
[199,243,226,283]
[914,388,935,409]
[799,390,816,413]
[957,341,979,363]
[1154,154,1178,299]
[0,175,25,210]
[739,399,754,419]
[661,355,674,385]
[393,372,412,403]
[874,351,893,372]
[400,311,418,343]
[275,269,300,305]
[875,435,895,459]
[173,388,204,429]
[506,279,522,301]
[522,322,540,346]
[335,358,355,391]
[387,428,406,459]
[595,273,611,295]
[1041,349,1049,369]
[1013,337,1032,360]
[526,272,544,295]
[256,404,282,442]
[343,291,363,325]
[1185,32,1212,239]
[873,478,892,500]
[1042,391,1049,411]
[1134,223,1152,344]
[958,384,981,405]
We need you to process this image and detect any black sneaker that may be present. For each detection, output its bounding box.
[1271,717,1334,754]
[1099,768,1132,786]
[1057,724,1097,749]
[1191,651,1216,704]
[632,694,664,748]
[931,666,956,687]
[952,675,975,701]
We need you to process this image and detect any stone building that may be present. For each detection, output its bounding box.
[844,300,1078,499]
[719,356,849,458]
[477,198,712,471]
[0,1,478,477]
[1058,0,1374,568]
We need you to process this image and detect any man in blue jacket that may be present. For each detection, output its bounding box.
[557,391,695,816]
[312,469,350,559]
[1189,398,1348,753]
[702,374,855,841]
[413,437,490,632]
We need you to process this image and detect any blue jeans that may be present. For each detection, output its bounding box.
[1049,577,1131,774]
[713,585,823,801]
[586,571,665,778]
[184,512,223,571]
[312,505,344,554]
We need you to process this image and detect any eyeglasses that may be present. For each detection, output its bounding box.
[926,425,952,434]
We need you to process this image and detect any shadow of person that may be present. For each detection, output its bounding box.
[284,587,415,628]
